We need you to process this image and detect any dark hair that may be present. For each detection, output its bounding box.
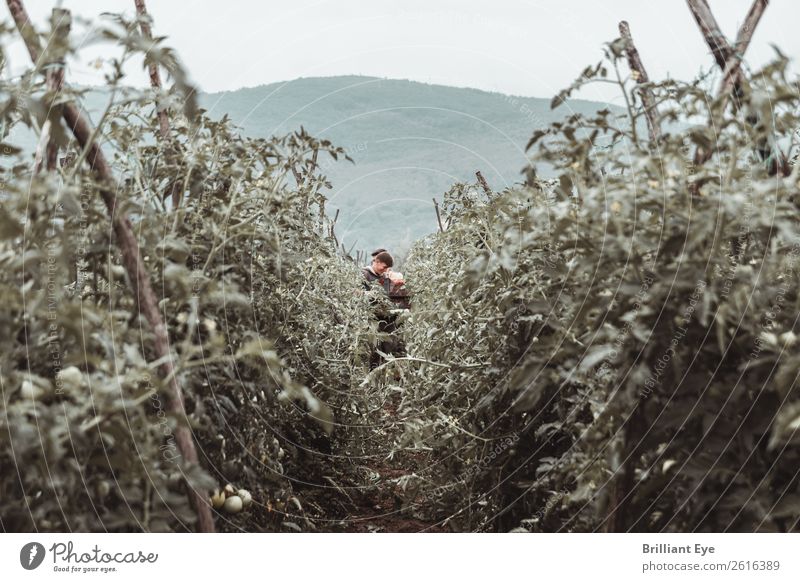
[374,251,393,267]
[371,248,387,257]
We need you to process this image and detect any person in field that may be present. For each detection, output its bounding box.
[362,250,408,304]
[362,249,410,368]
[362,250,394,293]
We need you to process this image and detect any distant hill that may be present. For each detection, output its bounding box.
[200,76,616,258]
[8,76,616,259]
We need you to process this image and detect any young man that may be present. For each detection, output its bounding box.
[362,250,408,368]
[362,249,410,308]
[362,250,394,294]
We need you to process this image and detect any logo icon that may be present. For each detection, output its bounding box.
[20,542,46,570]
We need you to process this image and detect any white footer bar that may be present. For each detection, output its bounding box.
[1,533,796,581]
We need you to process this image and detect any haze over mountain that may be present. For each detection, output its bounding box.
[8,76,616,258]
[199,76,615,258]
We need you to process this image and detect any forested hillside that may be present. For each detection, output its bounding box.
[7,77,617,258]
[200,77,614,255]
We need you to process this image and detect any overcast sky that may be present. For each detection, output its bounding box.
[7,0,799,104]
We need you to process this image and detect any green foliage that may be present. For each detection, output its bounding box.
[201,76,619,256]
[394,45,800,532]
[3,9,800,535]
[0,13,373,532]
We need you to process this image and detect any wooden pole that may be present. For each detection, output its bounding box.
[685,0,785,175]
[330,208,339,247]
[685,0,732,70]
[475,170,492,196]
[134,0,181,206]
[31,8,68,174]
[717,0,768,102]
[44,10,66,170]
[603,403,646,532]
[134,0,169,139]
[7,0,215,533]
[618,21,661,144]
[433,198,444,233]
[44,64,63,170]
[686,0,768,104]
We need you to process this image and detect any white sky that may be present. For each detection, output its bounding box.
[6,0,799,104]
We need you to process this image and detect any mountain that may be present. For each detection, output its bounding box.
[8,76,616,259]
[200,76,615,258]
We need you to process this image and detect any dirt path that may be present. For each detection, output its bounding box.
[300,390,444,533]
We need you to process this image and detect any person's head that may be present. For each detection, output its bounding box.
[371,251,393,275]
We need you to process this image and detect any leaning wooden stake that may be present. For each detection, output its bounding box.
[433,198,444,233]
[686,0,733,71]
[685,0,785,175]
[134,0,181,206]
[329,208,340,247]
[44,9,66,170]
[475,170,492,196]
[716,0,768,104]
[686,0,768,106]
[618,21,661,144]
[32,8,67,174]
[134,0,169,138]
[686,0,769,107]
[7,0,215,532]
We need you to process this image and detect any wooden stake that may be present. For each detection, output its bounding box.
[475,170,492,196]
[686,0,732,70]
[618,21,661,144]
[44,66,63,170]
[685,0,786,175]
[717,0,768,101]
[7,0,215,533]
[686,0,767,108]
[134,0,182,206]
[603,403,646,532]
[134,0,169,139]
[31,8,68,174]
[44,10,65,171]
[433,198,444,233]
[330,208,339,247]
